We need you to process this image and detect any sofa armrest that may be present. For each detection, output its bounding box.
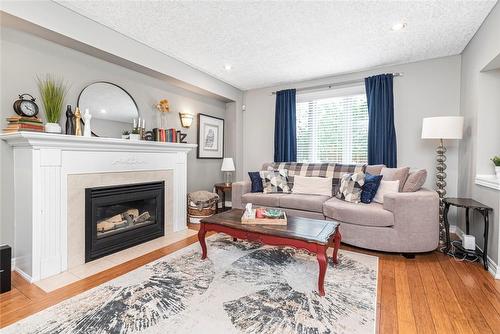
[232,180,251,209]
[383,188,439,233]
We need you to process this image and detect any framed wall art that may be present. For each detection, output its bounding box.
[197,113,224,159]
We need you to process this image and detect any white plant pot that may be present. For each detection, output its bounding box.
[129,133,141,140]
[495,166,500,179]
[45,122,61,134]
[121,135,129,139]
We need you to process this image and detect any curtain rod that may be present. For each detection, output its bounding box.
[271,72,403,95]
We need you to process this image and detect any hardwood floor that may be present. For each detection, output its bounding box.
[1,227,499,333]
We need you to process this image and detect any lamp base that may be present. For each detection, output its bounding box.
[436,139,447,246]
[224,172,233,185]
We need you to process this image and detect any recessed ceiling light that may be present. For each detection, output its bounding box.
[100,109,106,113]
[391,22,407,31]
[224,64,232,71]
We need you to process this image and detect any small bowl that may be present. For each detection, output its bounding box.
[264,209,282,218]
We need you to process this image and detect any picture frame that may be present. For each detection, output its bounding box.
[197,113,224,159]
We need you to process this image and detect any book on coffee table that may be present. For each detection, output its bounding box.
[241,207,287,225]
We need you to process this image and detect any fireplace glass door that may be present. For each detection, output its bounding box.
[85,181,165,262]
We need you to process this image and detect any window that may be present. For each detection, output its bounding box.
[296,86,368,163]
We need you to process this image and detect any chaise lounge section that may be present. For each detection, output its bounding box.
[232,163,439,253]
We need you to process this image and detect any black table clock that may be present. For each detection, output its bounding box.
[13,93,39,117]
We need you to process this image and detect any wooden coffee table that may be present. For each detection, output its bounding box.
[198,209,341,296]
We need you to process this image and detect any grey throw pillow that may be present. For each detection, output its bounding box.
[403,169,427,192]
[381,167,410,192]
[336,172,365,203]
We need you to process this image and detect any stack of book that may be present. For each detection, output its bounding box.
[3,116,44,133]
[152,128,181,142]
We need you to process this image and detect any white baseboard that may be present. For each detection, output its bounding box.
[14,266,34,283]
[449,225,499,279]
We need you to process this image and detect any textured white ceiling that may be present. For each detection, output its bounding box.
[56,1,496,90]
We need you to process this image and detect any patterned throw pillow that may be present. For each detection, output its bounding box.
[259,169,290,193]
[336,172,365,203]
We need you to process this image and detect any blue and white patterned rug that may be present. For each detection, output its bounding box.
[4,235,378,334]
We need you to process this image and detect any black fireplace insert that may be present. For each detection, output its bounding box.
[85,181,165,262]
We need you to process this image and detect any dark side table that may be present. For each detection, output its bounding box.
[214,183,232,213]
[443,197,492,270]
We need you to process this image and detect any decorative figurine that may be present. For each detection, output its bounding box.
[65,105,75,135]
[74,107,82,136]
[83,109,92,137]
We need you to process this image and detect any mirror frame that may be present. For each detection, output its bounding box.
[77,81,140,137]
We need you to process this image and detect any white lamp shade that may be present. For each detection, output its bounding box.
[421,116,464,139]
[221,158,235,172]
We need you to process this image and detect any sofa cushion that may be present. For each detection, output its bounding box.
[323,197,394,227]
[248,171,263,193]
[280,194,331,213]
[361,173,383,204]
[259,169,290,193]
[241,193,286,207]
[292,175,333,196]
[336,172,365,203]
[381,166,410,191]
[403,169,427,192]
[365,164,385,175]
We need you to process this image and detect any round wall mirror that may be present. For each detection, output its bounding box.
[77,82,139,137]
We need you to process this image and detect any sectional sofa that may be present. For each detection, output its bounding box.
[232,163,440,254]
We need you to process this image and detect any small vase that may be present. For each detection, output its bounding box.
[45,122,62,133]
[495,166,500,179]
[121,135,129,139]
[129,133,141,140]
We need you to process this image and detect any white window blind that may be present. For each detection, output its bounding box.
[296,86,368,164]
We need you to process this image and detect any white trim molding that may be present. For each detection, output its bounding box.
[1,132,196,282]
[449,225,499,279]
[475,175,500,191]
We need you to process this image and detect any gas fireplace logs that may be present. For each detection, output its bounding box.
[97,208,152,233]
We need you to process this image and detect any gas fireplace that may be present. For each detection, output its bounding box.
[85,181,165,262]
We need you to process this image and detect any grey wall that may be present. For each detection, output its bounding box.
[242,56,462,192]
[0,27,229,248]
[458,3,500,266]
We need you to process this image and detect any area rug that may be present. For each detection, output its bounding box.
[4,235,378,334]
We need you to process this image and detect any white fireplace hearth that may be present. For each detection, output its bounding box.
[0,132,196,283]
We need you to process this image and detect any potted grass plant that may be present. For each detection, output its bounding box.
[492,156,500,179]
[36,75,68,133]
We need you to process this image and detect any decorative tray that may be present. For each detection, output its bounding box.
[241,207,287,225]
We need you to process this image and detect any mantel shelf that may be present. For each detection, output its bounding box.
[0,132,197,153]
[475,175,500,191]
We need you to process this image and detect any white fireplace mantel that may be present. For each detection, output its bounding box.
[1,132,196,282]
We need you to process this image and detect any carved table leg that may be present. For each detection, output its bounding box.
[198,223,207,259]
[317,247,328,296]
[332,229,341,265]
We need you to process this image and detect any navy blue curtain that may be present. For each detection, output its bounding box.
[365,74,397,167]
[274,89,297,162]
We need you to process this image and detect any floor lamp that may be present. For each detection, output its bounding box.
[421,116,464,245]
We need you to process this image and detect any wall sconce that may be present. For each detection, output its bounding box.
[179,112,194,128]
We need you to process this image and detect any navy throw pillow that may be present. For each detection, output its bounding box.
[248,171,263,193]
[361,173,383,204]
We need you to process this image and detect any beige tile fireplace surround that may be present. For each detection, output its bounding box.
[67,170,174,269]
[0,132,197,289]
